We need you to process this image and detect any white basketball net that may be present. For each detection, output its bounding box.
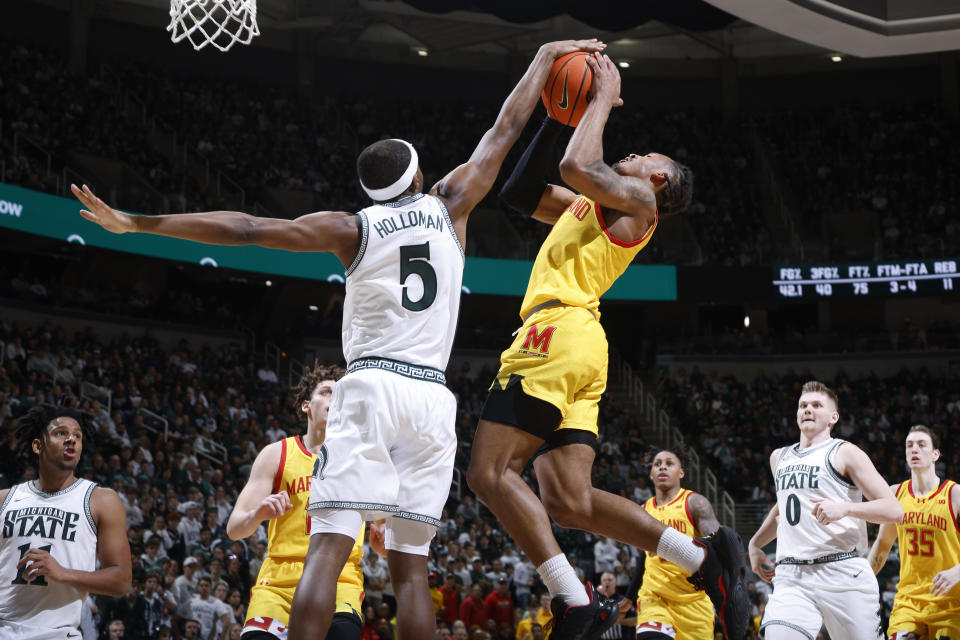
[168,0,259,52]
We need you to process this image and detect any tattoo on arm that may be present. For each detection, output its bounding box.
[870,553,885,575]
[688,493,720,537]
[582,160,656,205]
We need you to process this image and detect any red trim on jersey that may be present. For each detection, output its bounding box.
[683,491,696,535]
[274,438,288,494]
[895,480,907,500]
[294,434,311,457]
[594,202,658,248]
[653,489,686,509]
[949,481,960,533]
[908,478,948,501]
[928,478,949,501]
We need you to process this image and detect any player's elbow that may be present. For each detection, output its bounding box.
[225,523,243,541]
[883,500,904,523]
[558,158,589,192]
[106,568,133,597]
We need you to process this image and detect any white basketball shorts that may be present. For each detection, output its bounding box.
[760,556,882,640]
[306,366,456,554]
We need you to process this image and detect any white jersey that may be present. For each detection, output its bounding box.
[0,478,98,638]
[773,437,867,562]
[342,193,463,376]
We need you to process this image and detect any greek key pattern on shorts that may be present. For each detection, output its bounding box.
[394,510,441,527]
[308,500,399,513]
[347,357,446,385]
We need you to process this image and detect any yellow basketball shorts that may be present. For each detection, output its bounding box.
[887,594,960,640]
[637,593,715,640]
[488,305,607,437]
[245,557,363,627]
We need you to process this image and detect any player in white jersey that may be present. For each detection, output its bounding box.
[747,381,902,640]
[72,37,606,640]
[0,404,131,639]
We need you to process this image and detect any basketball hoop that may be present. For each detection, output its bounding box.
[168,0,259,52]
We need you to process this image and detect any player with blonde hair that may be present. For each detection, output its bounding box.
[749,381,903,640]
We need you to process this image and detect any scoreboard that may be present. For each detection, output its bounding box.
[773,259,959,299]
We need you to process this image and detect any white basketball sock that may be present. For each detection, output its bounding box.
[656,527,706,575]
[536,553,589,606]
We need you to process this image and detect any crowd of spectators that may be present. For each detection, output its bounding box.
[761,105,960,261]
[0,43,225,213]
[7,41,956,266]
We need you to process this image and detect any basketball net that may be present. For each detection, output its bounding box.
[168,0,259,52]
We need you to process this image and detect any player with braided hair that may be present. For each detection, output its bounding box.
[633,444,718,640]
[0,404,131,639]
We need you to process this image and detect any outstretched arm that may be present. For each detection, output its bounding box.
[558,53,656,236]
[71,184,360,267]
[432,39,605,225]
[18,487,132,596]
[226,442,292,540]
[812,444,902,525]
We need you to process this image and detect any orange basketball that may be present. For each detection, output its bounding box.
[542,51,593,127]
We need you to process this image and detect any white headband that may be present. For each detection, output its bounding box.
[360,140,419,202]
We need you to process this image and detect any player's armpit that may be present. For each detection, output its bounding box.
[531,185,578,225]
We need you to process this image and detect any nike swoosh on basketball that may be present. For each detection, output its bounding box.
[557,72,569,110]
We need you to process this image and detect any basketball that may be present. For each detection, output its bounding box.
[542,51,594,127]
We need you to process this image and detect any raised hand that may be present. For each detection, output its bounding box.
[71,183,137,234]
[584,52,624,108]
[541,38,607,59]
[254,490,293,521]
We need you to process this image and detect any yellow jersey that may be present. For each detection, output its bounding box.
[639,489,705,604]
[249,436,364,620]
[893,479,960,606]
[520,195,657,319]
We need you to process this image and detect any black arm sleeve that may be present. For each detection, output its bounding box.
[498,116,567,217]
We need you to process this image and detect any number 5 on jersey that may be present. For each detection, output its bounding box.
[400,242,437,311]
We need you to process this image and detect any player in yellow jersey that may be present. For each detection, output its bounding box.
[867,425,960,640]
[227,362,374,640]
[467,52,749,640]
[636,447,718,640]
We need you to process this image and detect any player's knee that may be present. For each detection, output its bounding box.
[465,460,497,498]
[541,487,591,529]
